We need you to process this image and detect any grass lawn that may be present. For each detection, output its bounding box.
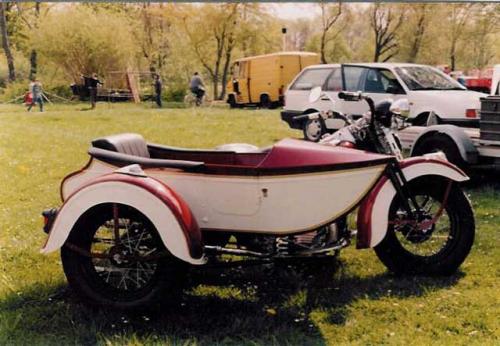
[0,103,498,345]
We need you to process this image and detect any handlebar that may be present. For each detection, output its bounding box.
[338,91,376,129]
[338,91,362,102]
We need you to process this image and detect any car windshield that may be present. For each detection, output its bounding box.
[395,66,466,91]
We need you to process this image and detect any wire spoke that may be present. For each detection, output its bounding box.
[393,194,452,257]
[90,211,160,293]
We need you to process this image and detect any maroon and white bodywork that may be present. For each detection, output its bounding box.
[43,135,468,262]
[40,133,476,309]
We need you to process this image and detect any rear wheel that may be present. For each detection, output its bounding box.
[259,94,271,109]
[228,94,239,109]
[375,177,474,275]
[61,203,185,309]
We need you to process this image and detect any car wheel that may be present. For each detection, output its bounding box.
[303,118,325,142]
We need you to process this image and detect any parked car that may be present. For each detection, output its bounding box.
[226,52,319,109]
[281,63,487,141]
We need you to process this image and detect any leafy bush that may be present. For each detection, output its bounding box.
[164,86,186,102]
[0,81,30,103]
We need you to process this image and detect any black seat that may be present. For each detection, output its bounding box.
[92,133,150,158]
[89,133,204,170]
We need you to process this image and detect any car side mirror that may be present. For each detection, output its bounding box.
[390,98,410,118]
[308,86,322,103]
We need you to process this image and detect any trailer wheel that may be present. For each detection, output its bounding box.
[412,133,467,170]
[61,203,186,310]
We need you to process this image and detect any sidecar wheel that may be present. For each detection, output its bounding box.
[375,177,475,276]
[61,204,186,309]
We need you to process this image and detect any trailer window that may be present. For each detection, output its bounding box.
[290,68,332,90]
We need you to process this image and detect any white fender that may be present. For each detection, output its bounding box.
[42,173,206,265]
[357,156,468,248]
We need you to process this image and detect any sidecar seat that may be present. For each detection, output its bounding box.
[92,133,150,158]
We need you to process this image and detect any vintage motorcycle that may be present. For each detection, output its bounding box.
[41,95,475,309]
[294,87,408,159]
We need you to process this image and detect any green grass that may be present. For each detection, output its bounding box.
[0,103,498,345]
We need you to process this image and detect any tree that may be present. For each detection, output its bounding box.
[407,4,428,63]
[33,6,136,84]
[468,4,500,69]
[370,3,406,62]
[318,2,343,64]
[134,3,172,74]
[180,3,239,100]
[14,1,42,79]
[447,4,472,71]
[0,2,15,82]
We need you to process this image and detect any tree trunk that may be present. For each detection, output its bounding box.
[0,3,15,82]
[219,34,235,100]
[320,32,327,64]
[407,6,426,63]
[219,54,230,100]
[29,2,40,80]
[212,79,218,101]
[29,50,37,80]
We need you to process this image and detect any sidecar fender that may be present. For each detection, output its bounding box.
[357,157,468,249]
[42,169,205,265]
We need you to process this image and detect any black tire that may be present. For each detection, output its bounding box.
[228,94,238,109]
[375,176,475,275]
[412,133,467,170]
[259,94,271,109]
[412,113,434,126]
[61,204,186,309]
[302,118,325,142]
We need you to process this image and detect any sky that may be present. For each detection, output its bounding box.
[263,3,320,20]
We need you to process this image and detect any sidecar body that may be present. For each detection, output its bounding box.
[43,133,396,263]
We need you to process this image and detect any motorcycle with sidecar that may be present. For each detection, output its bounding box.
[41,92,475,309]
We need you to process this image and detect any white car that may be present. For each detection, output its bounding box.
[281,63,487,141]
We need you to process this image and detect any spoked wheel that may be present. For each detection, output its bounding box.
[61,203,185,309]
[375,177,475,275]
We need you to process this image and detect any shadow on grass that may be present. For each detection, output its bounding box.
[0,259,464,344]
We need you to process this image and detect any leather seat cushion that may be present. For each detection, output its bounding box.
[91,133,150,158]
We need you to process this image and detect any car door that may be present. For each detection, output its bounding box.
[284,67,333,112]
[340,64,407,116]
[362,67,407,105]
[321,67,350,130]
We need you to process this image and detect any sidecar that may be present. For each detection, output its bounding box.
[44,132,393,255]
[42,133,472,308]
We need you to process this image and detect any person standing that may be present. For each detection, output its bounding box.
[153,74,163,108]
[88,73,103,109]
[27,78,43,112]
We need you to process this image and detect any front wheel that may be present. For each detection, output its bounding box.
[375,176,475,275]
[61,203,186,309]
[303,118,325,142]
